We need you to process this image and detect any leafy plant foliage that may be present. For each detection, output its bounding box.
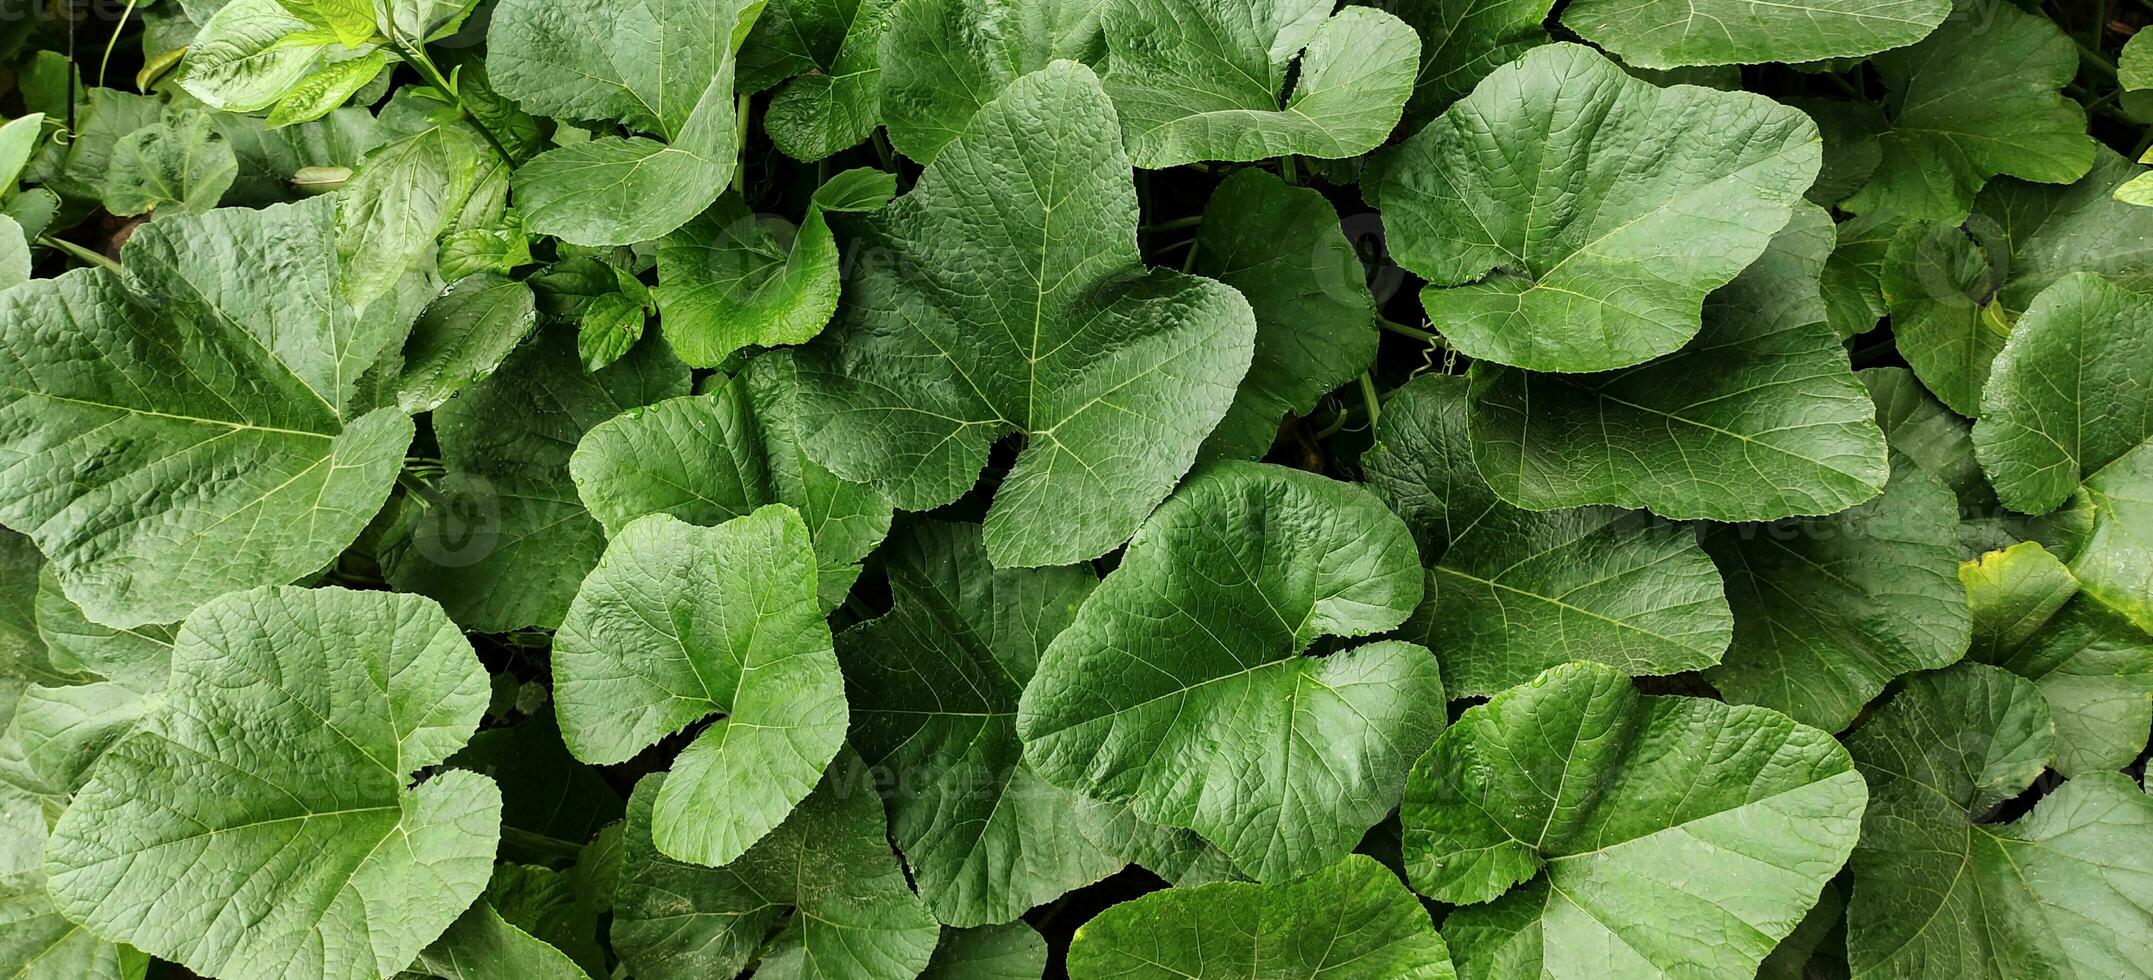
[2,0,2151,977]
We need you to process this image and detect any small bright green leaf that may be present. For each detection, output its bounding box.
[1404,661,1865,980]
[1842,1,2092,220]
[554,508,843,867]
[1961,541,2153,775]
[2125,30,2153,91]
[181,0,375,112]
[102,111,239,216]
[0,113,44,191]
[1702,457,1972,732]
[380,333,690,632]
[754,0,901,161]
[396,273,538,413]
[611,759,941,980]
[657,194,840,367]
[1561,0,1948,69]
[264,50,389,129]
[1844,663,2153,979]
[1465,202,1888,521]
[1366,375,1732,697]
[876,0,1107,163]
[1973,274,2153,515]
[791,62,1254,568]
[0,197,417,629]
[278,0,380,47]
[44,586,501,980]
[1384,0,1550,133]
[1883,148,2153,416]
[841,520,1123,925]
[922,923,1048,979]
[1101,0,1418,168]
[1019,461,1440,882]
[1370,43,1821,373]
[1067,855,1456,980]
[488,0,762,245]
[571,352,893,609]
[2048,438,2153,636]
[575,292,646,373]
[1192,169,1376,461]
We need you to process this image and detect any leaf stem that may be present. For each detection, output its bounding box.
[390,36,516,165]
[1357,372,1382,427]
[1378,317,1437,342]
[2075,37,2119,81]
[1141,215,1203,233]
[38,235,121,274]
[98,0,142,89]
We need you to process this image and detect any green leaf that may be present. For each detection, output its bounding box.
[181,0,377,112]
[1960,541,2153,776]
[921,923,1048,979]
[1821,210,1896,339]
[2047,437,2153,636]
[101,111,239,216]
[0,572,171,803]
[1067,855,1456,980]
[335,93,495,310]
[414,895,591,980]
[1370,43,1821,373]
[1560,0,1948,69]
[487,0,763,245]
[656,193,841,368]
[264,50,389,129]
[1465,202,1888,521]
[1403,661,1865,980]
[1844,663,2153,979]
[1972,274,2153,515]
[2125,30,2153,91]
[44,586,501,980]
[396,273,538,413]
[1191,169,1377,461]
[571,352,893,609]
[1842,1,2092,220]
[1018,461,1440,882]
[380,332,690,632]
[1701,456,1972,732]
[0,778,146,980]
[791,62,1254,568]
[1384,0,1550,133]
[1862,367,2027,556]
[575,291,647,373]
[1796,97,1890,208]
[0,215,25,294]
[753,0,902,161]
[1883,148,2153,416]
[875,0,1108,163]
[0,197,417,629]
[554,508,843,867]
[0,112,45,192]
[841,520,1123,925]
[1365,375,1732,697]
[610,758,941,980]
[1099,0,1418,168]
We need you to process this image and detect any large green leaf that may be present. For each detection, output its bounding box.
[1403,661,1865,980]
[1972,274,2153,515]
[1067,855,1456,980]
[0,572,171,806]
[1844,663,2153,979]
[44,586,500,980]
[1366,375,1731,697]
[2046,438,2153,635]
[1370,43,1820,373]
[1465,202,1887,521]
[570,352,893,610]
[335,90,496,311]
[554,508,843,867]
[0,780,145,980]
[875,0,1108,163]
[1098,0,1418,168]
[748,0,901,161]
[1702,457,1972,732]
[791,62,1254,568]
[610,759,941,980]
[1960,542,2153,776]
[840,520,1123,926]
[380,333,691,633]
[1842,0,2092,220]
[0,197,417,629]
[1385,0,1550,133]
[487,0,762,245]
[1018,461,1441,882]
[1192,169,1375,460]
[1561,0,1948,69]
[1880,149,2153,416]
